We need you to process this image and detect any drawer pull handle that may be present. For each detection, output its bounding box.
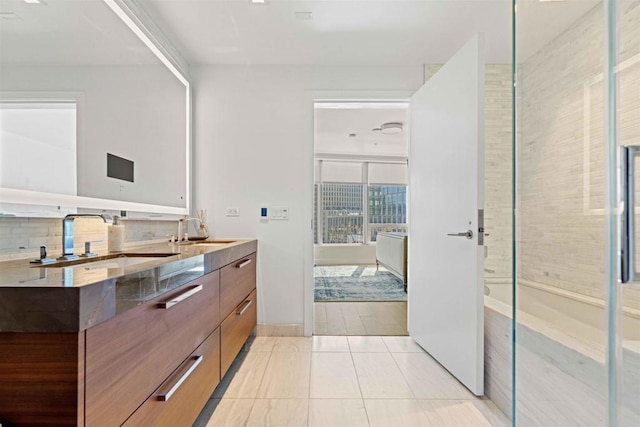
[158,284,203,309]
[157,355,203,402]
[236,299,252,316]
[236,259,252,269]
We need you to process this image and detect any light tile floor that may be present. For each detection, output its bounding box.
[195,336,509,427]
[314,302,408,336]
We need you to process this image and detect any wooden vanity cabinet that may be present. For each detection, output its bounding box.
[221,288,257,375]
[122,328,221,427]
[219,253,257,377]
[85,271,220,427]
[220,252,256,316]
[0,332,85,426]
[0,249,257,427]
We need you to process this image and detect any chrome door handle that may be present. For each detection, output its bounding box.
[157,284,203,309]
[157,355,203,401]
[236,259,252,269]
[620,145,640,283]
[447,230,473,239]
[236,299,252,316]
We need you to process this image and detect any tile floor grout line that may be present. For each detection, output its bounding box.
[243,396,258,426]
[251,344,275,400]
[387,346,419,401]
[348,340,372,426]
[304,339,317,425]
[307,344,312,427]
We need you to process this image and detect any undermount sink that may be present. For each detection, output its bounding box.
[184,240,236,246]
[34,253,178,268]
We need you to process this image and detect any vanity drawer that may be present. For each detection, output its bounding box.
[84,270,220,427]
[220,288,257,377]
[220,252,256,316]
[123,327,221,427]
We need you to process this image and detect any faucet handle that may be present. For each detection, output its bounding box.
[80,240,102,257]
[29,245,56,264]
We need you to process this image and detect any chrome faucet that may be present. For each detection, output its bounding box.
[60,214,112,260]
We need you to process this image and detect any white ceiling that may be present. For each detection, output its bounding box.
[314,103,409,157]
[140,0,600,66]
[142,0,513,65]
[0,0,601,67]
[0,0,158,65]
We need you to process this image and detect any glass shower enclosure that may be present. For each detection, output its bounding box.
[513,0,639,425]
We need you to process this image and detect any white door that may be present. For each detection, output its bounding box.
[408,34,485,396]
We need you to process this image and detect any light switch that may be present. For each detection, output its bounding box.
[226,207,240,217]
[271,207,289,220]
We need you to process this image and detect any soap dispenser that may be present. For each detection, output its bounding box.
[108,215,125,252]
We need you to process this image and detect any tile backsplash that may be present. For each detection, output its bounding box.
[0,217,179,261]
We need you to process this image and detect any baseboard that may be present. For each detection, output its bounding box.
[254,324,304,337]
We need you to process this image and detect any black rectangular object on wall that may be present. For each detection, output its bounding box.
[107,153,134,182]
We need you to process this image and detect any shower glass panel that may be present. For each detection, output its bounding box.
[515,0,612,425]
[615,1,640,425]
[514,0,639,425]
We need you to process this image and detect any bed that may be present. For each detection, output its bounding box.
[375,232,408,291]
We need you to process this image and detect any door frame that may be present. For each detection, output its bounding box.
[304,90,415,336]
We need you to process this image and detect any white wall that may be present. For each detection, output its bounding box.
[192,65,422,328]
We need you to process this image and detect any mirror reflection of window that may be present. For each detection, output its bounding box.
[0,101,77,195]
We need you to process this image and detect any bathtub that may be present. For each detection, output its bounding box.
[486,279,640,348]
[483,280,640,426]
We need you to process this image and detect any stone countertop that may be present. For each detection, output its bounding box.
[0,239,257,333]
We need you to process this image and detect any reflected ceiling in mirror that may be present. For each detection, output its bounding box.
[0,0,189,216]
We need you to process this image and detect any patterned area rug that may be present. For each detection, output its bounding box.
[314,265,407,302]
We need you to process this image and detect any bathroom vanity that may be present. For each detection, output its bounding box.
[0,239,257,426]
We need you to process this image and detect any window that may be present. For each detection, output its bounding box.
[368,185,408,241]
[320,183,364,244]
[314,160,408,244]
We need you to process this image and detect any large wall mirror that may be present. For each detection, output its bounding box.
[0,0,189,216]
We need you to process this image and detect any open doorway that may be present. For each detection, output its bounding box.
[313,101,409,336]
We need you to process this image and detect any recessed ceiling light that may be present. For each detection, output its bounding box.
[295,11,313,20]
[24,0,46,4]
[249,0,267,4]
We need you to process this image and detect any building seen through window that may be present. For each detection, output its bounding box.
[313,183,407,244]
[368,185,408,241]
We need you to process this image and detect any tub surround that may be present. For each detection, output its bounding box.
[485,297,640,425]
[484,301,512,419]
[0,239,257,332]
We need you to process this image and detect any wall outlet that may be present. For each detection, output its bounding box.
[226,207,240,217]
